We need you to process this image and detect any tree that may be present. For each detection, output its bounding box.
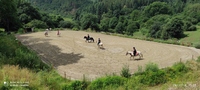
[148,22,162,38]
[144,1,173,17]
[184,4,200,23]
[145,15,170,29]
[80,13,98,30]
[25,19,48,29]
[99,18,110,32]
[109,17,118,29]
[130,10,142,21]
[115,22,124,34]
[162,18,184,39]
[17,2,41,24]
[0,0,21,32]
[126,21,139,36]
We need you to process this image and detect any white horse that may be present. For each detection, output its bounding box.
[98,42,103,48]
[126,51,143,60]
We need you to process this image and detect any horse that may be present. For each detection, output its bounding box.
[97,42,103,48]
[84,36,94,43]
[126,51,143,60]
[44,29,49,36]
[44,31,48,36]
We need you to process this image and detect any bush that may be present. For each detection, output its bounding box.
[196,56,200,62]
[188,25,197,31]
[162,18,184,39]
[134,62,168,86]
[164,67,177,79]
[145,62,159,72]
[172,62,188,73]
[194,43,200,49]
[0,35,50,71]
[14,48,49,71]
[140,28,148,35]
[89,76,126,90]
[140,70,167,86]
[17,28,24,34]
[63,81,83,90]
[25,19,48,29]
[120,65,131,78]
[59,21,74,28]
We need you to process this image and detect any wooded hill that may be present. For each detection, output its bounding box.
[1,0,200,40]
[29,0,92,16]
[29,0,200,39]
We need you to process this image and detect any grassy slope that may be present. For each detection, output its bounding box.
[180,26,200,45]
[149,60,200,90]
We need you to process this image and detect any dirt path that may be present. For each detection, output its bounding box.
[17,30,200,80]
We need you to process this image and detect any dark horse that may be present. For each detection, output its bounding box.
[84,36,94,43]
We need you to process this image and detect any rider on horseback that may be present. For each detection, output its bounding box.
[133,47,137,56]
[97,38,101,45]
[87,34,90,39]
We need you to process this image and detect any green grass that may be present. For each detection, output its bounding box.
[180,26,200,45]
[0,28,4,32]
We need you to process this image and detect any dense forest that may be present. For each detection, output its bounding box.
[1,0,200,40]
[29,0,200,39]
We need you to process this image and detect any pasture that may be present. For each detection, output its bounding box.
[17,30,200,80]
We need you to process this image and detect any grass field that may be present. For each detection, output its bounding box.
[180,26,200,45]
[0,28,4,31]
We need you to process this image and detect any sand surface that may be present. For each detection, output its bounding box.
[17,30,200,80]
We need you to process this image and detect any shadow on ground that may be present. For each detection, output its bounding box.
[17,35,84,67]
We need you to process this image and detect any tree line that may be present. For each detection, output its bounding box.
[1,0,200,40]
[73,0,200,39]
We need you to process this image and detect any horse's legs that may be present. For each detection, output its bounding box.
[139,53,143,58]
[130,55,134,60]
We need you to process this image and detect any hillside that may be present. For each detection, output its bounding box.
[29,0,93,16]
[28,0,200,41]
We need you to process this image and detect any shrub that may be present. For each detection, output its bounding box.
[145,62,159,72]
[0,35,50,71]
[140,28,148,35]
[138,62,167,86]
[25,19,48,29]
[89,76,126,90]
[59,21,74,28]
[196,56,200,62]
[164,67,177,79]
[72,27,79,31]
[140,70,167,86]
[17,28,24,34]
[188,25,197,31]
[63,80,83,90]
[172,62,188,73]
[120,65,131,78]
[194,43,200,49]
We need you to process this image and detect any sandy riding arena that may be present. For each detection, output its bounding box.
[17,30,200,80]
